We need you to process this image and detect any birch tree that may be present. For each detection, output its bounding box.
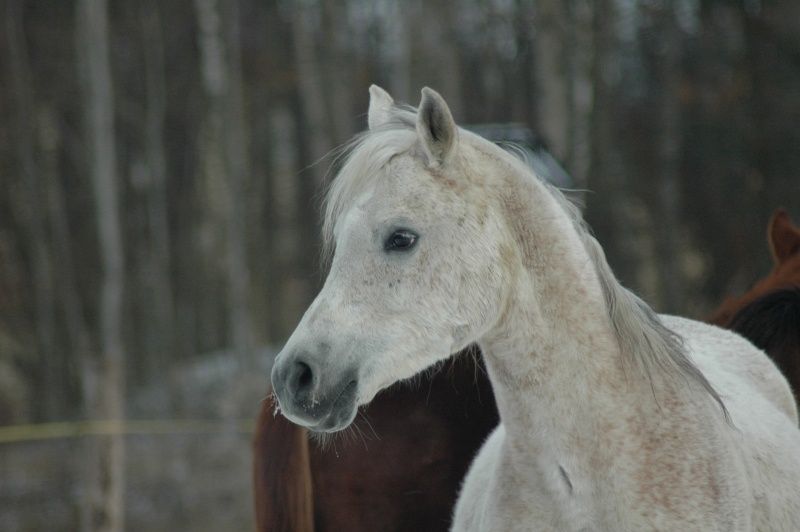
[140,0,176,371]
[584,0,638,286]
[194,0,253,362]
[651,2,684,313]
[292,2,332,188]
[4,0,59,418]
[534,0,570,160]
[76,0,126,529]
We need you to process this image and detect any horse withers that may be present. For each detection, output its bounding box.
[269,85,800,530]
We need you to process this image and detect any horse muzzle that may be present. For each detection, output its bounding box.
[270,350,359,432]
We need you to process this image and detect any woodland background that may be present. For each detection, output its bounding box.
[0,0,798,530]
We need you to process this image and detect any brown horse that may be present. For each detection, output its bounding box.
[253,208,800,532]
[709,208,800,396]
[727,287,800,395]
[252,348,497,532]
[709,209,800,327]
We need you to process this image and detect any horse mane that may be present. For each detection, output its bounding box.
[729,287,800,370]
[546,185,728,418]
[321,103,727,418]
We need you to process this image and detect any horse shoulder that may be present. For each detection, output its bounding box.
[663,316,800,529]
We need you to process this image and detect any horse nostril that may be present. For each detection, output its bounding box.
[297,362,313,389]
[289,360,316,402]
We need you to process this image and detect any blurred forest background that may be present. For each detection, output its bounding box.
[0,0,798,530]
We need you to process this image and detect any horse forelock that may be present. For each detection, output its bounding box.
[322,105,518,264]
[321,108,417,265]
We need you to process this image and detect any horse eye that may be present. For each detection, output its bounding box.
[385,229,418,251]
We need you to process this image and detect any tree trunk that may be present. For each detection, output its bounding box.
[566,0,594,193]
[222,0,253,363]
[291,4,332,302]
[268,105,303,339]
[652,5,684,313]
[584,0,637,286]
[382,1,412,101]
[411,0,463,117]
[321,1,356,143]
[194,0,253,362]
[4,0,60,419]
[193,0,228,353]
[39,105,93,410]
[534,0,570,160]
[292,3,332,188]
[140,0,177,372]
[512,0,537,127]
[76,0,126,530]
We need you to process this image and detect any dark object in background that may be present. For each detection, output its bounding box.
[469,123,576,191]
[708,209,800,328]
[708,209,800,399]
[729,288,800,399]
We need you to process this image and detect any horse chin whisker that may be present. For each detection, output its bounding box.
[358,410,381,441]
[308,428,335,450]
[268,393,282,417]
[346,420,370,451]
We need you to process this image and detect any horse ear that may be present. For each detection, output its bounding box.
[416,87,456,167]
[768,208,800,264]
[368,84,395,130]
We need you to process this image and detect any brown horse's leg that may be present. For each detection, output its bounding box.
[253,396,314,532]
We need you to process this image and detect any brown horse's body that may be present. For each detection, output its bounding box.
[253,350,498,532]
[709,208,800,396]
[709,209,800,398]
[727,287,800,397]
[254,208,800,532]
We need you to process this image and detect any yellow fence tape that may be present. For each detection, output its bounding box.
[0,419,255,444]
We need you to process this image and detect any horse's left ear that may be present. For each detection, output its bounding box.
[768,208,800,264]
[368,85,395,130]
[416,87,456,167]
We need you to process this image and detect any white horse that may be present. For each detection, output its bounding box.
[271,85,800,531]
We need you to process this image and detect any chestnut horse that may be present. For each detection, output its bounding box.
[709,208,800,396]
[253,349,497,532]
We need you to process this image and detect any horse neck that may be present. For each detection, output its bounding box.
[477,170,644,456]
